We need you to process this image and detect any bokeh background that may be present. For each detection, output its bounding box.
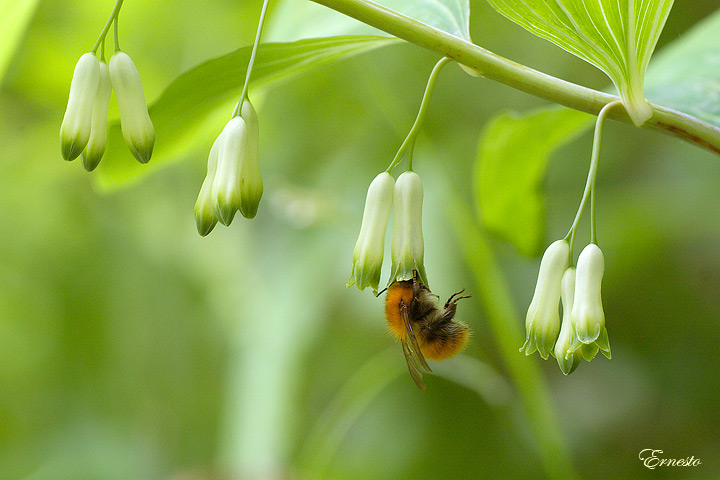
[2,0,719,479]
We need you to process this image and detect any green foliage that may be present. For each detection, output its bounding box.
[0,0,40,84]
[268,0,471,41]
[474,107,591,256]
[645,7,720,127]
[97,36,396,189]
[486,0,674,125]
[3,1,720,480]
[475,7,720,258]
[98,0,473,190]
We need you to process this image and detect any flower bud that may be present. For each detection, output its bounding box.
[109,52,155,164]
[194,134,222,236]
[238,99,263,219]
[211,117,248,226]
[521,240,569,359]
[60,53,100,161]
[347,172,394,294]
[569,243,611,359]
[390,171,427,285]
[80,61,112,172]
[554,268,581,375]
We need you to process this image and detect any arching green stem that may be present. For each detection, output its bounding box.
[310,0,720,156]
[385,56,451,172]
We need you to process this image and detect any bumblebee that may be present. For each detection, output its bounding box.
[384,270,471,391]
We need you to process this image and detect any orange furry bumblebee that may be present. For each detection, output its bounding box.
[385,270,471,391]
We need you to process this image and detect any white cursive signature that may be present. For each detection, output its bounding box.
[638,449,702,469]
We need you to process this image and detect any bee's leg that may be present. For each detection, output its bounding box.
[444,289,471,308]
[411,269,421,301]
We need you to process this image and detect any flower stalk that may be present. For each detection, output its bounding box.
[386,56,451,172]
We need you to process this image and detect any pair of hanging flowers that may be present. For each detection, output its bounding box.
[521,101,621,375]
[347,170,427,294]
[194,99,263,236]
[522,239,610,375]
[60,50,154,171]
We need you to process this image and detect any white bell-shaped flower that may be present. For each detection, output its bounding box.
[211,116,248,226]
[554,267,582,374]
[238,99,263,219]
[347,172,394,294]
[60,53,100,161]
[194,134,223,236]
[521,239,569,359]
[389,171,427,285]
[569,243,611,360]
[81,61,112,172]
[109,51,155,164]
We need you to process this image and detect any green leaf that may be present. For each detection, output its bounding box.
[96,36,396,190]
[486,0,674,126]
[474,9,720,257]
[0,0,40,85]
[267,0,471,42]
[474,107,592,256]
[644,8,720,129]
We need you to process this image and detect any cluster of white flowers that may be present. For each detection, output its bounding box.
[60,51,154,171]
[348,170,427,294]
[194,99,263,236]
[521,240,611,374]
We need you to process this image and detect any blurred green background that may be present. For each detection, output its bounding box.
[2,0,720,479]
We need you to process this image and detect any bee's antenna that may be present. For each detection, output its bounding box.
[375,287,388,297]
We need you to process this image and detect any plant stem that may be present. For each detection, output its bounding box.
[91,0,124,54]
[565,101,621,251]
[386,56,451,172]
[447,195,579,480]
[234,0,271,117]
[309,0,720,155]
[113,10,120,52]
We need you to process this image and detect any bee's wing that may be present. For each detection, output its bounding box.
[401,338,426,392]
[399,299,431,391]
[401,301,431,372]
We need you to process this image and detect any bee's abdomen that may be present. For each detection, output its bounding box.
[420,321,470,360]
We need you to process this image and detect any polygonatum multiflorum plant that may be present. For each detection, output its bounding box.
[60,0,720,384]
